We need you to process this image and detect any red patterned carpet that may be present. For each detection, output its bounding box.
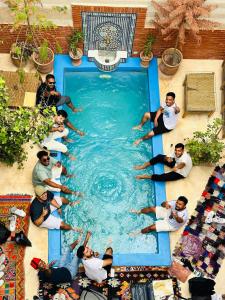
[0,195,31,300]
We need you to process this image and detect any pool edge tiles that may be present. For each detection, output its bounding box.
[48,55,171,266]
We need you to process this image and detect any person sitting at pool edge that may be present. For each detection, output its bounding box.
[41,110,84,160]
[30,185,81,230]
[32,150,83,194]
[30,232,91,285]
[133,92,180,145]
[134,143,192,182]
[130,196,188,234]
[77,245,113,283]
[36,74,81,112]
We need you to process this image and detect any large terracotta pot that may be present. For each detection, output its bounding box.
[69,48,83,66]
[159,48,183,75]
[140,51,153,68]
[32,47,54,74]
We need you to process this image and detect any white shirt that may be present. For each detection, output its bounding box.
[168,200,188,229]
[170,151,192,177]
[162,103,178,130]
[82,257,107,283]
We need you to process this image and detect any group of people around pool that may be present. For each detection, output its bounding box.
[29,75,193,293]
[29,74,114,296]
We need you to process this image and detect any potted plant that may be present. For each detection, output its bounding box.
[32,40,54,74]
[140,34,155,68]
[185,118,224,166]
[10,41,34,67]
[6,0,63,76]
[152,0,219,76]
[68,29,84,66]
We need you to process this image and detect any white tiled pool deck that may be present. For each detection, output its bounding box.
[0,54,224,298]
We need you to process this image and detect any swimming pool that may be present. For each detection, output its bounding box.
[49,56,171,266]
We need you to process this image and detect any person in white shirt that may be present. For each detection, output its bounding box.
[133,92,180,145]
[134,143,192,182]
[130,196,188,234]
[41,110,84,160]
[76,246,113,283]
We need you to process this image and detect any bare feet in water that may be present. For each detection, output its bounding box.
[133,139,142,146]
[136,174,152,180]
[128,230,141,237]
[65,174,76,178]
[69,154,76,161]
[73,227,83,233]
[73,108,82,113]
[72,191,83,197]
[129,209,141,214]
[133,165,145,170]
[132,125,143,131]
[69,200,80,207]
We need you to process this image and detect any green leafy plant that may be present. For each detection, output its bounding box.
[11,41,34,61]
[36,40,50,64]
[185,118,224,165]
[5,0,63,78]
[143,34,155,57]
[68,29,83,56]
[0,76,54,168]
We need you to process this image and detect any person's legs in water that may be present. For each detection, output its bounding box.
[133,113,170,145]
[102,247,113,276]
[59,239,81,279]
[56,96,82,113]
[134,154,175,171]
[136,171,184,181]
[132,112,151,130]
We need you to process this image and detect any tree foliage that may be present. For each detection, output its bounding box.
[185,118,224,165]
[0,76,54,168]
[152,0,219,46]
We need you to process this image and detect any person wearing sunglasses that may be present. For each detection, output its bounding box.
[36,74,81,112]
[32,150,82,195]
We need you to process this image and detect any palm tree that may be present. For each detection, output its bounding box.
[152,0,220,74]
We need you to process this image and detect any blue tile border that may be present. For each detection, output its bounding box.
[49,55,171,266]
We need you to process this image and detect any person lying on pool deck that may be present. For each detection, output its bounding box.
[133,92,180,145]
[30,185,81,231]
[41,110,84,161]
[30,232,92,285]
[77,245,113,283]
[32,150,83,194]
[129,196,188,235]
[134,143,192,182]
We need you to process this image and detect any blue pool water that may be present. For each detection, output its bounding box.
[61,70,158,255]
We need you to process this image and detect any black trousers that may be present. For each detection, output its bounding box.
[150,154,184,182]
[102,254,113,276]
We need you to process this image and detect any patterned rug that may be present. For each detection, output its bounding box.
[39,266,180,299]
[173,165,225,279]
[0,195,31,300]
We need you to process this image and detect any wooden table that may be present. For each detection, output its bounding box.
[0,71,40,107]
[182,73,215,118]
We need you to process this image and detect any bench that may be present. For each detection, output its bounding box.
[182,73,216,118]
